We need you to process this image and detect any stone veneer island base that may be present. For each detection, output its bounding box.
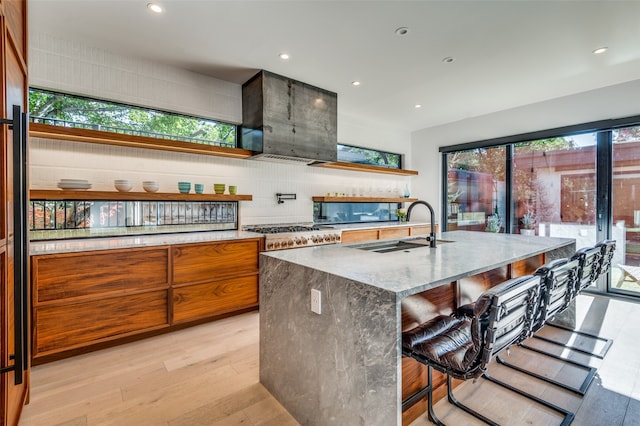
[259,230,575,425]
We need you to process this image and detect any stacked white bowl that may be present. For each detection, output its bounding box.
[114,179,132,192]
[143,181,160,193]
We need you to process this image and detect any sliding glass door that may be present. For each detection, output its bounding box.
[513,136,597,251]
[611,125,640,296]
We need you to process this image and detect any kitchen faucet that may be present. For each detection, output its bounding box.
[406,200,437,248]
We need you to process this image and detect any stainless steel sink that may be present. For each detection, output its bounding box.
[354,237,453,253]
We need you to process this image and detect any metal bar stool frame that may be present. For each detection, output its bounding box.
[402,275,574,426]
[499,258,597,395]
[540,242,615,359]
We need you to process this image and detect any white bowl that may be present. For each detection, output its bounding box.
[114,183,133,192]
[114,179,131,184]
[143,182,160,192]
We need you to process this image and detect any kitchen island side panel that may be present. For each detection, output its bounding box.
[259,256,400,426]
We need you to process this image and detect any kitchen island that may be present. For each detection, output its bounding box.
[259,230,575,425]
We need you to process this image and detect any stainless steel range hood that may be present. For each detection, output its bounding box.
[240,70,337,165]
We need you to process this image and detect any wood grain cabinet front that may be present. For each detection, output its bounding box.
[30,237,263,363]
[173,275,258,324]
[171,239,261,323]
[31,247,171,359]
[172,239,260,284]
[341,224,438,244]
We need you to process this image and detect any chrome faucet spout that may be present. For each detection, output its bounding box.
[406,200,437,248]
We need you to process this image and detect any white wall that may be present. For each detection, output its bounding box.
[29,33,412,226]
[411,79,640,222]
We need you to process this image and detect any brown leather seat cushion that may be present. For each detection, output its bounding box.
[402,315,475,372]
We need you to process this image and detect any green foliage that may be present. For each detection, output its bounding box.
[521,210,536,229]
[514,137,575,152]
[28,88,236,147]
[447,146,507,180]
[486,213,502,232]
[613,127,640,143]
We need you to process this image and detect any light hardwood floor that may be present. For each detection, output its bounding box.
[20,294,640,426]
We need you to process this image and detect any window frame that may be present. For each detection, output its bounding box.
[337,143,403,169]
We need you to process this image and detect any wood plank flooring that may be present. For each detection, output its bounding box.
[19,294,640,426]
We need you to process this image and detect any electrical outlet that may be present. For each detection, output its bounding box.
[311,289,322,314]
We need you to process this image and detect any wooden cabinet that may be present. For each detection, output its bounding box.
[35,291,169,355]
[173,240,259,284]
[173,275,258,323]
[34,248,169,302]
[31,247,171,359]
[340,229,379,243]
[30,237,263,363]
[379,226,411,240]
[341,224,438,244]
[172,239,261,324]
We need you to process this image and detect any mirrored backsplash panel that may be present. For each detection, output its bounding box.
[29,199,238,240]
[314,201,402,225]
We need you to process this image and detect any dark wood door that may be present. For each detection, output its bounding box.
[1,0,29,425]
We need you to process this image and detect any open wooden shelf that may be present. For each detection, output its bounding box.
[312,196,417,203]
[315,161,418,176]
[29,123,254,159]
[30,190,252,202]
[29,124,420,177]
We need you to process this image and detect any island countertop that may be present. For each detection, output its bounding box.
[261,230,575,299]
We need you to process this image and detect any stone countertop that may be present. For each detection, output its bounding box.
[30,230,264,255]
[261,230,575,299]
[28,221,431,255]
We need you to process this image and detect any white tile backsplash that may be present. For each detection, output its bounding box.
[29,32,414,225]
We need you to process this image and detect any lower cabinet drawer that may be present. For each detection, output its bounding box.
[172,275,258,324]
[341,229,379,243]
[35,290,169,356]
[379,226,410,239]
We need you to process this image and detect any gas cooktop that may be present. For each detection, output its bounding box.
[243,224,340,250]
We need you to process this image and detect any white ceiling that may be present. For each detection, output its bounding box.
[28,0,640,133]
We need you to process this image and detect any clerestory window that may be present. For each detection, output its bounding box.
[28,88,237,148]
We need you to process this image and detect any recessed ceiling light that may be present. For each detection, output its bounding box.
[147,3,163,13]
[279,53,290,60]
[442,57,455,63]
[414,104,422,109]
[592,46,608,54]
[351,81,361,86]
[395,27,409,36]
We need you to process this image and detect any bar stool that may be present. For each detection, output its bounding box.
[498,258,597,395]
[539,244,614,359]
[595,239,616,279]
[402,275,574,425]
